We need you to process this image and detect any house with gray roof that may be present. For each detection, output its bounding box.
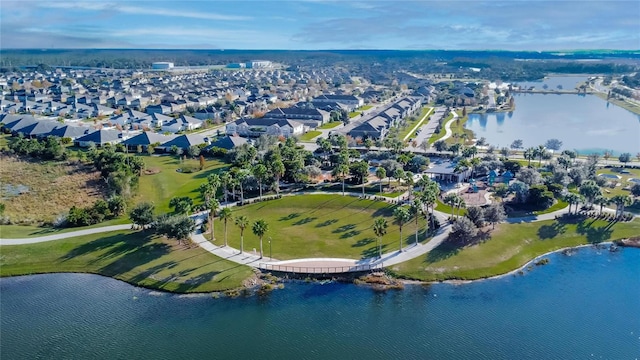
[157,134,210,152]
[205,135,248,150]
[226,118,303,138]
[74,129,125,148]
[121,132,176,151]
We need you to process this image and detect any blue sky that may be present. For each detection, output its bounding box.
[1,1,638,50]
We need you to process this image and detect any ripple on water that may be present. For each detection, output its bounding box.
[1,248,639,360]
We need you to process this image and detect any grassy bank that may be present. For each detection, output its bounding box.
[0,230,254,292]
[389,218,640,282]
[444,112,474,145]
[592,92,640,115]
[208,194,428,260]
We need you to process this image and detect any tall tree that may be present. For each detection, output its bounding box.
[219,207,232,247]
[393,207,411,252]
[372,218,388,259]
[610,195,633,219]
[252,163,268,201]
[252,219,269,259]
[333,163,350,196]
[208,198,220,241]
[405,171,415,200]
[443,193,459,218]
[234,215,249,254]
[409,199,422,246]
[484,203,506,229]
[524,147,536,167]
[375,167,386,195]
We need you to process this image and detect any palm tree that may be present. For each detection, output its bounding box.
[563,193,582,214]
[209,199,220,241]
[443,193,458,219]
[593,195,609,215]
[393,207,411,252]
[405,172,415,200]
[409,199,422,246]
[375,167,386,195]
[333,163,350,196]
[219,207,232,247]
[524,147,535,167]
[611,195,633,219]
[536,145,546,166]
[252,219,269,258]
[455,197,466,219]
[234,215,249,254]
[372,218,388,259]
[221,172,232,203]
[235,168,249,203]
[271,160,285,196]
[419,182,438,234]
[207,173,221,197]
[252,164,268,201]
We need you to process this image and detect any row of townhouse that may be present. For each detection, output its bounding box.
[346,96,423,140]
[0,114,212,151]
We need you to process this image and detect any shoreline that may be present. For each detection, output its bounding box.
[421,242,615,286]
[2,242,635,296]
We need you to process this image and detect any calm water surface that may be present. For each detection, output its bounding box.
[512,76,590,90]
[1,248,639,360]
[467,93,640,154]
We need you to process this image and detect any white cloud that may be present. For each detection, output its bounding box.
[40,2,251,21]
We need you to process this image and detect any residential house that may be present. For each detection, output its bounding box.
[226,118,303,138]
[74,129,125,147]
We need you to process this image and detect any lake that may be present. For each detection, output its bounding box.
[511,75,590,90]
[1,247,639,360]
[466,93,640,155]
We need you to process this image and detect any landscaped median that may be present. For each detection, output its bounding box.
[298,130,322,142]
[388,217,640,282]
[0,230,254,292]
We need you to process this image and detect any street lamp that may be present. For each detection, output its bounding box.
[268,236,272,260]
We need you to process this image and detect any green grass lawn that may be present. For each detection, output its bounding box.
[137,155,229,214]
[317,122,342,130]
[435,198,468,217]
[428,112,454,145]
[444,112,474,145]
[298,131,322,142]
[390,218,640,281]
[0,230,254,292]
[505,199,568,217]
[359,105,373,111]
[349,111,362,118]
[597,168,640,198]
[398,107,432,141]
[207,194,428,260]
[316,182,405,198]
[0,217,130,239]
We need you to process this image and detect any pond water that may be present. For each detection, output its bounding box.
[511,76,590,90]
[1,247,639,360]
[466,93,640,155]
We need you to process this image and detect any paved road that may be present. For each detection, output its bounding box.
[407,107,445,150]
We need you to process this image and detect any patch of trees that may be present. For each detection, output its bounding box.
[129,202,196,245]
[6,135,67,160]
[65,196,126,227]
[88,146,145,198]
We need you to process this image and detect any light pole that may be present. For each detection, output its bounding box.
[268,236,272,260]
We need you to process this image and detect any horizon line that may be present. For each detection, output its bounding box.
[2,48,639,53]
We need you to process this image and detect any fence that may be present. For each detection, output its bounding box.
[258,263,383,274]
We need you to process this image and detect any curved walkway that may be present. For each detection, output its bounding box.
[2,191,622,275]
[437,110,458,143]
[0,224,133,245]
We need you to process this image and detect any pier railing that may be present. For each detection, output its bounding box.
[258,263,383,274]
